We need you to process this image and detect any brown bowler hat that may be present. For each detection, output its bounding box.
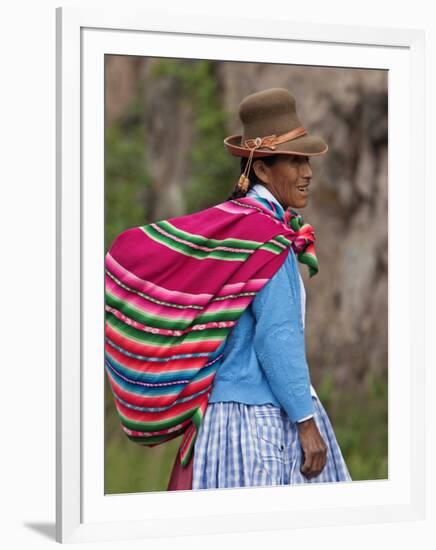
[224,87,328,157]
[224,88,328,192]
[224,88,328,158]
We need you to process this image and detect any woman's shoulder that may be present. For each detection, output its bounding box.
[252,250,294,309]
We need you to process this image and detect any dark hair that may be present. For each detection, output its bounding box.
[226,155,279,200]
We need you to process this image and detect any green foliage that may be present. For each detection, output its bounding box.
[105,93,151,251]
[318,369,388,481]
[149,59,237,211]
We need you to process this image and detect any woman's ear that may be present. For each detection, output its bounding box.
[252,160,268,184]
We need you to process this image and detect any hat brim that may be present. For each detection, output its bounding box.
[224,133,328,157]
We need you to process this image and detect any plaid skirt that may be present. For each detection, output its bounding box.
[192,396,352,489]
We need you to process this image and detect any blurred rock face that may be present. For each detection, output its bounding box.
[217,63,388,383]
[106,57,388,388]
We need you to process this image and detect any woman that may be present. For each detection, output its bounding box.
[189,88,352,489]
[105,87,351,491]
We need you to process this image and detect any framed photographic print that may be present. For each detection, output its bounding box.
[56,5,425,543]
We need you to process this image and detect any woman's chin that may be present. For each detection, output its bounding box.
[289,198,309,209]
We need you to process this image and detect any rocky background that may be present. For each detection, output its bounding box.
[104,55,388,493]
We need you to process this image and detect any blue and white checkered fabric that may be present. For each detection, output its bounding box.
[192,397,352,489]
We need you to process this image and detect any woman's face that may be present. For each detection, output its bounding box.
[253,155,313,209]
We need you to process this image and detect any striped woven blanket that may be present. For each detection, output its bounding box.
[105,196,315,467]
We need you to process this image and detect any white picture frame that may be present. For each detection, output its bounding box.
[55,5,426,544]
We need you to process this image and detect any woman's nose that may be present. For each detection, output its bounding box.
[302,162,312,178]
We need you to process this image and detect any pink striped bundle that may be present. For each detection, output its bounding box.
[105,196,304,466]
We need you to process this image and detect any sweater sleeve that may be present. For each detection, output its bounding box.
[251,249,315,423]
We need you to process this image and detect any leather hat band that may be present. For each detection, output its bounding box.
[243,126,307,150]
